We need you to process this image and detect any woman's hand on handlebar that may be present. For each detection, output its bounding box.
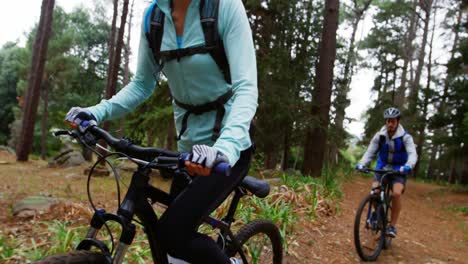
[65,107,97,132]
[185,145,229,176]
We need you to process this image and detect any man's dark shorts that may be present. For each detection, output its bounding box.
[373,172,406,186]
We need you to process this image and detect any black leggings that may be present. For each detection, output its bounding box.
[157,147,253,264]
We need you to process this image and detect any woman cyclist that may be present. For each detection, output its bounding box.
[66,0,257,263]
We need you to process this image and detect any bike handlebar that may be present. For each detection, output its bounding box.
[362,168,401,174]
[54,126,231,176]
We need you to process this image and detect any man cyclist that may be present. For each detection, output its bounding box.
[356,107,418,238]
[65,0,257,263]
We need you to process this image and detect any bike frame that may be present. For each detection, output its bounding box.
[366,171,397,234]
[76,164,249,264]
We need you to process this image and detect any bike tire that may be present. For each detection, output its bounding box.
[354,194,385,261]
[227,219,283,264]
[33,250,110,264]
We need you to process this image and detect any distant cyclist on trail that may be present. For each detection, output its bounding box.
[65,0,257,263]
[356,107,418,238]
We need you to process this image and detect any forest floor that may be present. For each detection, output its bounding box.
[0,150,467,263]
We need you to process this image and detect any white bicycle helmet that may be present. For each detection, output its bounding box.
[383,107,401,119]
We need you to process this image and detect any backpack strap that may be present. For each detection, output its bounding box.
[200,0,231,84]
[375,134,386,156]
[174,89,233,141]
[146,3,165,63]
[145,0,231,84]
[401,131,408,152]
[160,46,210,62]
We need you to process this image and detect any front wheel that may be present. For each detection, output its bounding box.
[227,219,283,264]
[354,194,385,261]
[33,250,110,264]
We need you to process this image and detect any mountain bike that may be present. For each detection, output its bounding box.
[354,169,401,261]
[34,125,283,264]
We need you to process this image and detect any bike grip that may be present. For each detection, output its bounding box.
[67,121,78,129]
[181,153,190,161]
[213,162,231,177]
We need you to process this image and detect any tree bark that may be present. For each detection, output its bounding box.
[332,0,371,165]
[429,3,462,179]
[40,78,49,160]
[408,0,433,114]
[448,157,456,184]
[82,147,93,162]
[147,129,156,147]
[118,0,135,138]
[165,121,175,150]
[122,0,134,88]
[107,0,129,105]
[105,0,119,100]
[395,0,418,108]
[303,0,339,176]
[16,0,55,161]
[282,126,291,171]
[100,0,120,158]
[264,149,278,170]
[413,4,437,177]
[426,143,437,179]
[460,147,468,185]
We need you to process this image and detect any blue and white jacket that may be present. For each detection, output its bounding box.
[359,124,418,170]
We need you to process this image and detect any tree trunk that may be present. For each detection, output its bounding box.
[100,0,119,155]
[426,143,437,179]
[16,0,55,161]
[408,0,433,114]
[105,0,119,100]
[282,126,291,171]
[303,0,339,176]
[118,0,135,138]
[439,5,462,114]
[122,0,134,88]
[332,0,371,164]
[165,121,175,150]
[460,147,468,185]
[107,0,129,105]
[429,3,462,178]
[40,78,49,160]
[101,0,128,160]
[147,129,156,147]
[328,141,338,167]
[395,0,418,108]
[82,147,93,162]
[448,157,456,184]
[413,4,437,177]
[264,149,278,170]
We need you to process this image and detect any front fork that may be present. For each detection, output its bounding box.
[78,209,136,264]
[78,167,151,264]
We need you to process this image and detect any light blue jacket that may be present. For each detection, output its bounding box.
[87,0,258,165]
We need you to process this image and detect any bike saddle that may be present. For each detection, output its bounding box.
[240,176,270,198]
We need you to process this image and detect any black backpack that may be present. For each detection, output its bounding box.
[144,0,233,141]
[144,0,231,84]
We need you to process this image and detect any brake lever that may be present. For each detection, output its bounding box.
[82,130,98,146]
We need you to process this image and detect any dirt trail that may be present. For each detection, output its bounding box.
[0,153,467,263]
[286,176,468,264]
